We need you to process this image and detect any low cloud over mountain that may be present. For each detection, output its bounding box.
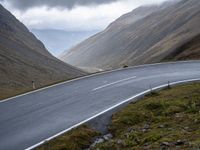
[60,0,200,72]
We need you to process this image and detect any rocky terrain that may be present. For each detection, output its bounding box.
[60,0,200,72]
[0,4,86,99]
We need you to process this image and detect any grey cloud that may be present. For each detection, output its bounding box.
[4,0,119,10]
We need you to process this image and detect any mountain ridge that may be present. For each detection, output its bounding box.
[0,4,86,99]
[60,0,200,72]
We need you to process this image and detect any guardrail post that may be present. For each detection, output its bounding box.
[32,81,36,90]
[150,85,153,94]
[168,81,171,89]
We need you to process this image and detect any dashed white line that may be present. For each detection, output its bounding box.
[92,76,137,91]
[25,78,200,150]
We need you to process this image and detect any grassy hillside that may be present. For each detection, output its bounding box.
[0,4,86,100]
[163,35,200,61]
[37,83,200,150]
[61,0,200,72]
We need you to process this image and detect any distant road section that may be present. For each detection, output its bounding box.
[0,61,200,150]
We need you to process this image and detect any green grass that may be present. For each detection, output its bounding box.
[37,83,200,150]
[94,83,200,150]
[37,125,100,150]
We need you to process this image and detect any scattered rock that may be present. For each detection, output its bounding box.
[175,113,184,118]
[116,139,124,145]
[188,142,194,147]
[142,128,148,132]
[144,143,149,146]
[144,124,150,129]
[142,128,151,132]
[127,127,135,132]
[175,140,185,145]
[90,138,104,148]
[161,142,170,146]
[144,144,151,150]
[103,134,113,141]
[158,125,165,128]
[183,126,189,130]
[140,123,151,132]
[96,138,104,144]
[167,128,173,131]
[124,133,129,138]
[89,133,113,148]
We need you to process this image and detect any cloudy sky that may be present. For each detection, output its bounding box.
[0,0,170,32]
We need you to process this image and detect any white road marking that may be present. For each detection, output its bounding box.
[92,76,137,91]
[25,78,200,150]
[0,60,199,103]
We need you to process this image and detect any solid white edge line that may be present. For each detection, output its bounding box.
[92,76,136,91]
[1,60,200,103]
[25,78,200,150]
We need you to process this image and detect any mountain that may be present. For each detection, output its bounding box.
[0,4,86,99]
[60,0,200,72]
[31,29,98,56]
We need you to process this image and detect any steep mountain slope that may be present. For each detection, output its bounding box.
[60,0,200,72]
[163,34,200,61]
[0,4,86,99]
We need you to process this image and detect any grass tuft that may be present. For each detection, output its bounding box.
[94,83,200,150]
[37,125,100,150]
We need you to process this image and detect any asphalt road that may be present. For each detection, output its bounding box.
[0,61,200,150]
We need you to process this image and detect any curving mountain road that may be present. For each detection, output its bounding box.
[0,61,200,150]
